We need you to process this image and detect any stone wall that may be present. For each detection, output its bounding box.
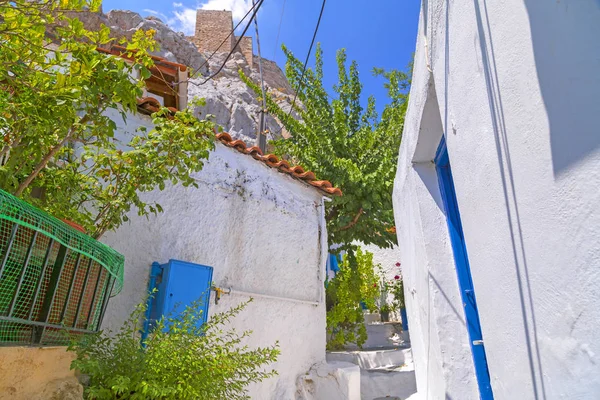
[194,10,234,53]
[234,35,253,67]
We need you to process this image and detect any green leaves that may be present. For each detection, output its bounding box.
[69,298,280,400]
[0,0,215,238]
[325,247,380,350]
[241,44,411,250]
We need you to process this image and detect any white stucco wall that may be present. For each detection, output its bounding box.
[361,243,403,321]
[394,1,600,399]
[101,134,328,399]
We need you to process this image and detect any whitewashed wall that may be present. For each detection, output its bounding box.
[394,1,600,399]
[101,130,327,399]
[361,243,402,320]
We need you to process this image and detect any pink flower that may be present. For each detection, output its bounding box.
[394,275,400,280]
[395,262,401,267]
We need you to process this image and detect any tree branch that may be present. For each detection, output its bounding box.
[339,208,363,231]
[15,114,90,196]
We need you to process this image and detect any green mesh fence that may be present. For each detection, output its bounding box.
[0,189,124,345]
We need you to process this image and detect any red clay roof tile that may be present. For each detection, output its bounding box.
[136,97,178,116]
[100,47,340,197]
[215,132,342,196]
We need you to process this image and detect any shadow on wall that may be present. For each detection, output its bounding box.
[473,1,548,399]
[523,0,600,176]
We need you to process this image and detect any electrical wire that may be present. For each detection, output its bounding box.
[194,0,262,75]
[274,0,327,135]
[189,0,265,86]
[272,0,287,60]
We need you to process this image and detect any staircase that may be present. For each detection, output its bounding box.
[326,316,417,400]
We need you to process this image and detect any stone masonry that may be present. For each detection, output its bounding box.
[234,36,253,67]
[194,10,253,67]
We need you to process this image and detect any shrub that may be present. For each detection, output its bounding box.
[379,262,405,317]
[68,298,280,399]
[326,247,379,350]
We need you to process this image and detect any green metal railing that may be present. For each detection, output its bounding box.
[0,190,124,345]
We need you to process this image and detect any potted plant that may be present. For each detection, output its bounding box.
[380,304,391,322]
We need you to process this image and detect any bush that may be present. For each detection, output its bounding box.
[378,262,405,318]
[326,247,379,350]
[68,298,280,400]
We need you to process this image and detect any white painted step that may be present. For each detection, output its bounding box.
[327,347,417,400]
[361,369,417,400]
[326,347,413,371]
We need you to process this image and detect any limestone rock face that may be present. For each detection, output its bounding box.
[188,51,296,144]
[79,9,297,143]
[104,10,209,74]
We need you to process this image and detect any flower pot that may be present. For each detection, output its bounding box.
[381,310,390,322]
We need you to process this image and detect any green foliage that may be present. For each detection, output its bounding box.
[384,276,405,312]
[325,247,379,350]
[0,0,215,238]
[69,298,280,400]
[241,45,411,250]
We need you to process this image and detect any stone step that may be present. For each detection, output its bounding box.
[361,369,417,400]
[343,322,404,350]
[326,347,413,372]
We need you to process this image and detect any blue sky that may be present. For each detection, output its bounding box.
[102,0,421,112]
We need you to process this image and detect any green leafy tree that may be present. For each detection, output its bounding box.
[69,298,280,399]
[242,45,410,348]
[241,44,410,250]
[0,0,215,238]
[325,247,379,350]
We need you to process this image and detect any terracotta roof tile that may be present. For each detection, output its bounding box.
[98,46,340,197]
[215,132,342,196]
[136,97,177,115]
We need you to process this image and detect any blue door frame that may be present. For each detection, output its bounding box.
[435,137,494,400]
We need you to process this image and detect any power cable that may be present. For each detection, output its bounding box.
[188,0,265,86]
[272,0,287,60]
[193,0,261,76]
[274,0,327,135]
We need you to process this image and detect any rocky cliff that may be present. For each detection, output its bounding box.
[79,9,295,144]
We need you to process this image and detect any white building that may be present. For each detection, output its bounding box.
[97,47,346,399]
[393,1,600,400]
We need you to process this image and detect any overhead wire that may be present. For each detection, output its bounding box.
[145,2,261,93]
[274,0,327,135]
[193,0,262,76]
[188,0,265,87]
[272,0,287,60]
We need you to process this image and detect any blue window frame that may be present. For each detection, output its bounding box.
[435,137,494,400]
[143,259,213,340]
